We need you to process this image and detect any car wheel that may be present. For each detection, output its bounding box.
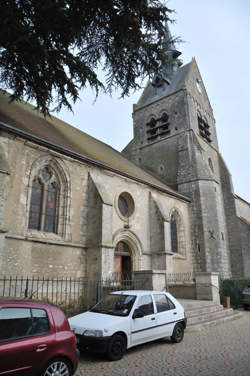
[107,334,126,361]
[243,304,249,310]
[42,358,72,376]
[171,323,184,343]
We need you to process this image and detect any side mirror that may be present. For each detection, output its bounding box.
[132,308,144,319]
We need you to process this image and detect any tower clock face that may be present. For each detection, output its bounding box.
[196,79,202,93]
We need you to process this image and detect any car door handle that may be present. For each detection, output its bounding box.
[36,344,47,352]
[151,317,156,320]
[173,312,177,315]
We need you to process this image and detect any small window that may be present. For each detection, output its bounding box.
[168,298,176,310]
[117,192,135,220]
[154,294,169,312]
[136,295,154,316]
[154,294,176,312]
[30,309,50,336]
[208,158,214,172]
[196,79,202,93]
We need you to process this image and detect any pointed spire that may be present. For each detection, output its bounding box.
[152,22,182,88]
[163,21,182,60]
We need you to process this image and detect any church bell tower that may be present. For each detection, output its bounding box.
[123,24,232,279]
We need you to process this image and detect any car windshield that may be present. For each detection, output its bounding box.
[91,294,136,316]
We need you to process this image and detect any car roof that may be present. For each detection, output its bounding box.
[0,297,54,308]
[111,290,171,296]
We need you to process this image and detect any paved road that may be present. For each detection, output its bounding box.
[76,310,250,376]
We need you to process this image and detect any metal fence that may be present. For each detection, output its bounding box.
[0,276,145,315]
[166,272,195,286]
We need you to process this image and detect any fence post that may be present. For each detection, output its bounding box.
[24,278,29,298]
[97,280,102,302]
[165,273,169,292]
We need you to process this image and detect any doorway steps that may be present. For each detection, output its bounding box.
[179,299,242,331]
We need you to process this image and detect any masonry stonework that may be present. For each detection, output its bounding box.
[0,26,249,293]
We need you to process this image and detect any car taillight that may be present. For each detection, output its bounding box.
[72,333,77,349]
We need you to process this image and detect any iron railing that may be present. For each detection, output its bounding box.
[166,272,195,285]
[0,276,145,315]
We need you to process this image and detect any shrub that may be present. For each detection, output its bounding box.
[220,278,250,308]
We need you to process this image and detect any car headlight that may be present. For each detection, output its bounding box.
[83,329,103,337]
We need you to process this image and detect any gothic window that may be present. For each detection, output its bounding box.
[197,113,212,143]
[169,209,186,256]
[170,216,178,253]
[28,167,58,233]
[28,178,43,230]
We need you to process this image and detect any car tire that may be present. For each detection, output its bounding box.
[243,304,249,310]
[171,323,184,343]
[42,358,72,376]
[107,334,126,361]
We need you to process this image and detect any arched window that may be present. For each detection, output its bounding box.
[170,216,178,253]
[28,178,43,230]
[28,166,58,233]
[208,158,214,172]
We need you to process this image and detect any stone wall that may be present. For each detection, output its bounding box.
[218,154,244,277]
[0,138,10,273]
[1,131,193,280]
[239,220,250,277]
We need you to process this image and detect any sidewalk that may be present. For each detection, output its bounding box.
[76,310,250,376]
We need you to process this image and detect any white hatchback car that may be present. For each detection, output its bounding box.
[69,290,187,360]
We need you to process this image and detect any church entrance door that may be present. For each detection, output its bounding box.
[114,241,132,280]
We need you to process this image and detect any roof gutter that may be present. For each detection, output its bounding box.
[0,120,190,202]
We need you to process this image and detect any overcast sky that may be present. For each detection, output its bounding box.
[58,0,250,202]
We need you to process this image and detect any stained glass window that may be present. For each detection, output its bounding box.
[118,196,129,217]
[28,178,43,230]
[44,183,57,233]
[115,241,130,254]
[117,192,135,219]
[171,217,178,253]
[41,167,52,182]
[28,167,58,233]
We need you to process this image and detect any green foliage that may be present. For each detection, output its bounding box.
[58,299,85,317]
[220,278,250,308]
[0,0,176,115]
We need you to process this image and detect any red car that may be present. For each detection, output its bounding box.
[0,297,79,375]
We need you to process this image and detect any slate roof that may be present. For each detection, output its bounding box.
[136,61,192,110]
[0,91,189,202]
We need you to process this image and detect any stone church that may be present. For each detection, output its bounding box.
[0,26,249,296]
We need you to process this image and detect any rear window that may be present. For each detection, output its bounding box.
[154,294,176,312]
[0,307,50,342]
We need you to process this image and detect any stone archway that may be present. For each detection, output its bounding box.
[114,241,132,280]
[112,230,142,280]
